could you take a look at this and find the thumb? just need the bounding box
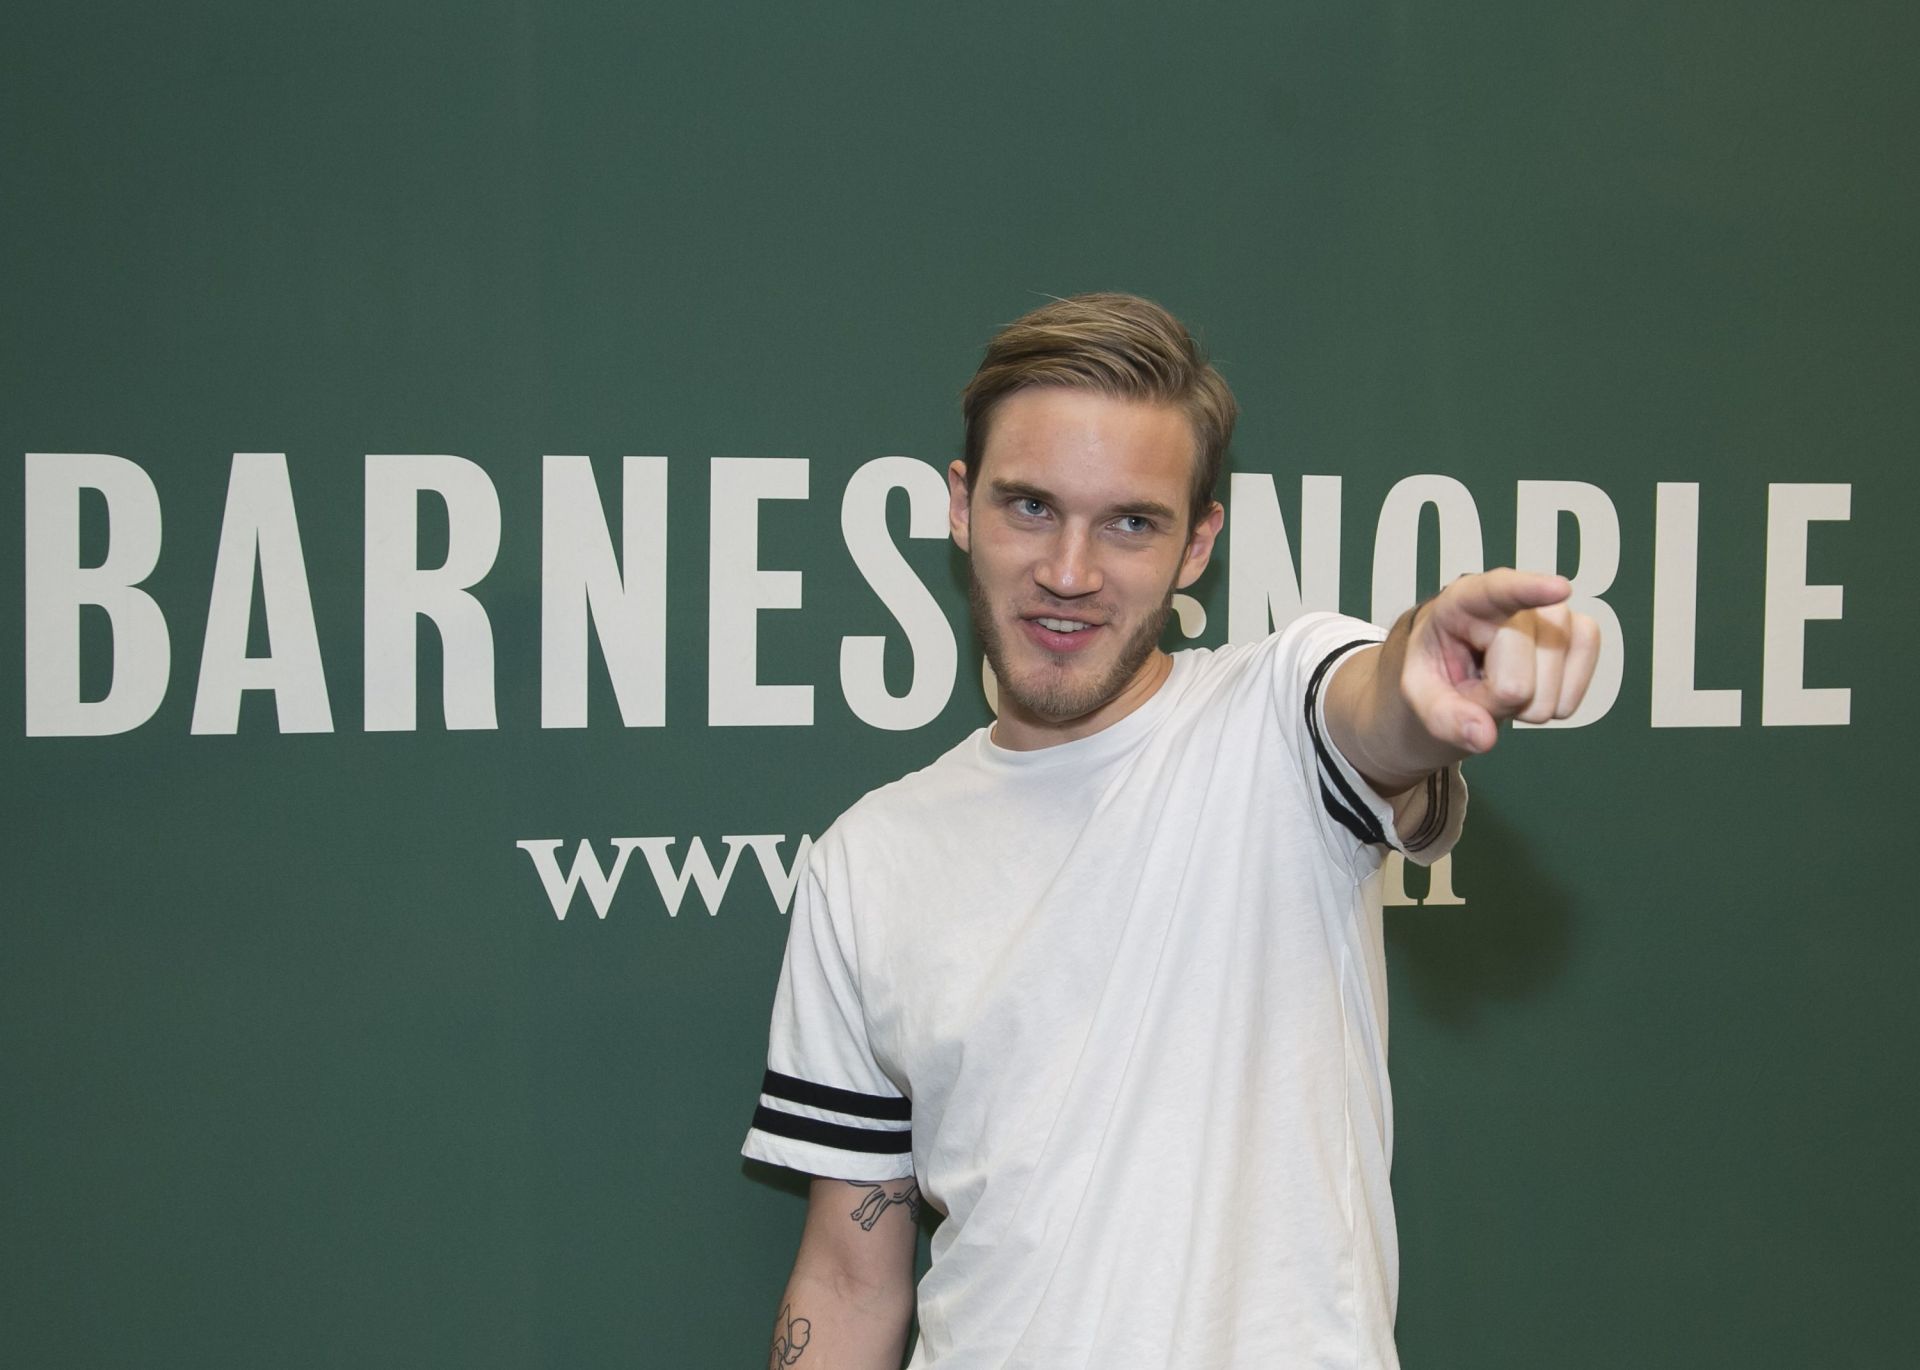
[1403,659,1498,755]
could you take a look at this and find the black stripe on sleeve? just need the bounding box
[1319,779,1385,848]
[762,1070,911,1122]
[1405,768,1449,853]
[1305,640,1388,848]
[751,1105,913,1156]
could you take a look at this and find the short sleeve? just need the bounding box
[1276,612,1468,875]
[741,853,914,1182]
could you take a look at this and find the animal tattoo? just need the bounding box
[848,1178,922,1231]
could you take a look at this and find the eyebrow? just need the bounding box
[987,478,1179,526]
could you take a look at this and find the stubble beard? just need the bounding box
[968,563,1177,725]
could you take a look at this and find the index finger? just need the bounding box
[1442,569,1572,623]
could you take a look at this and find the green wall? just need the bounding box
[3,3,1913,1365]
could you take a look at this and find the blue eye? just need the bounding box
[1115,515,1152,534]
[1015,497,1048,517]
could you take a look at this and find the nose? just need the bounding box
[1035,526,1103,599]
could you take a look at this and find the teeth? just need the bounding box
[1037,617,1091,633]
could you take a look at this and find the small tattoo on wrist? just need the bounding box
[771,1301,811,1366]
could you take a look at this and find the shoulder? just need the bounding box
[1163,612,1385,712]
[813,726,990,862]
[1251,611,1388,671]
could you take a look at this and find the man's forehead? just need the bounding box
[978,389,1198,491]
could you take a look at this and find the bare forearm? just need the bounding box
[767,1268,913,1370]
[1326,615,1464,796]
[767,1177,920,1369]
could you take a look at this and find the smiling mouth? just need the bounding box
[1019,614,1106,655]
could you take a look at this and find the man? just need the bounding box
[742,293,1599,1368]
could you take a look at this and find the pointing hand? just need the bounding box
[1399,569,1602,755]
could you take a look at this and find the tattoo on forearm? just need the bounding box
[770,1301,811,1367]
[847,1178,922,1231]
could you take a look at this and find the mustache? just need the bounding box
[1014,602,1111,622]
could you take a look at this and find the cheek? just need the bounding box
[1119,552,1186,598]
[971,530,1032,579]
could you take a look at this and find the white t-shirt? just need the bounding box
[743,612,1466,1369]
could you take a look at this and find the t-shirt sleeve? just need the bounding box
[741,851,914,1182]
[1274,611,1468,874]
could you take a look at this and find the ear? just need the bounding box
[1174,500,1225,590]
[947,459,973,553]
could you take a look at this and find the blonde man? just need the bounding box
[744,293,1598,1369]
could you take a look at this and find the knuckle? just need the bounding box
[1493,678,1532,707]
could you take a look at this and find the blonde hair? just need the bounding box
[960,292,1237,526]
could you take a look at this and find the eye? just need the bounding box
[1112,514,1155,535]
[1012,496,1049,518]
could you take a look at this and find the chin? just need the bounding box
[994,648,1129,723]
[998,677,1096,724]
[969,570,1174,726]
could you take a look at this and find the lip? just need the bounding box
[1020,615,1103,654]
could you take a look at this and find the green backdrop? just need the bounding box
[4,3,1913,1366]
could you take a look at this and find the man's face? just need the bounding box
[948,387,1224,749]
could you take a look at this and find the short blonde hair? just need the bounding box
[960,292,1237,527]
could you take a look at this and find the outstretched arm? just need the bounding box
[767,1176,920,1369]
[1325,568,1602,797]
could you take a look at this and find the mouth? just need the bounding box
[1020,613,1103,653]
